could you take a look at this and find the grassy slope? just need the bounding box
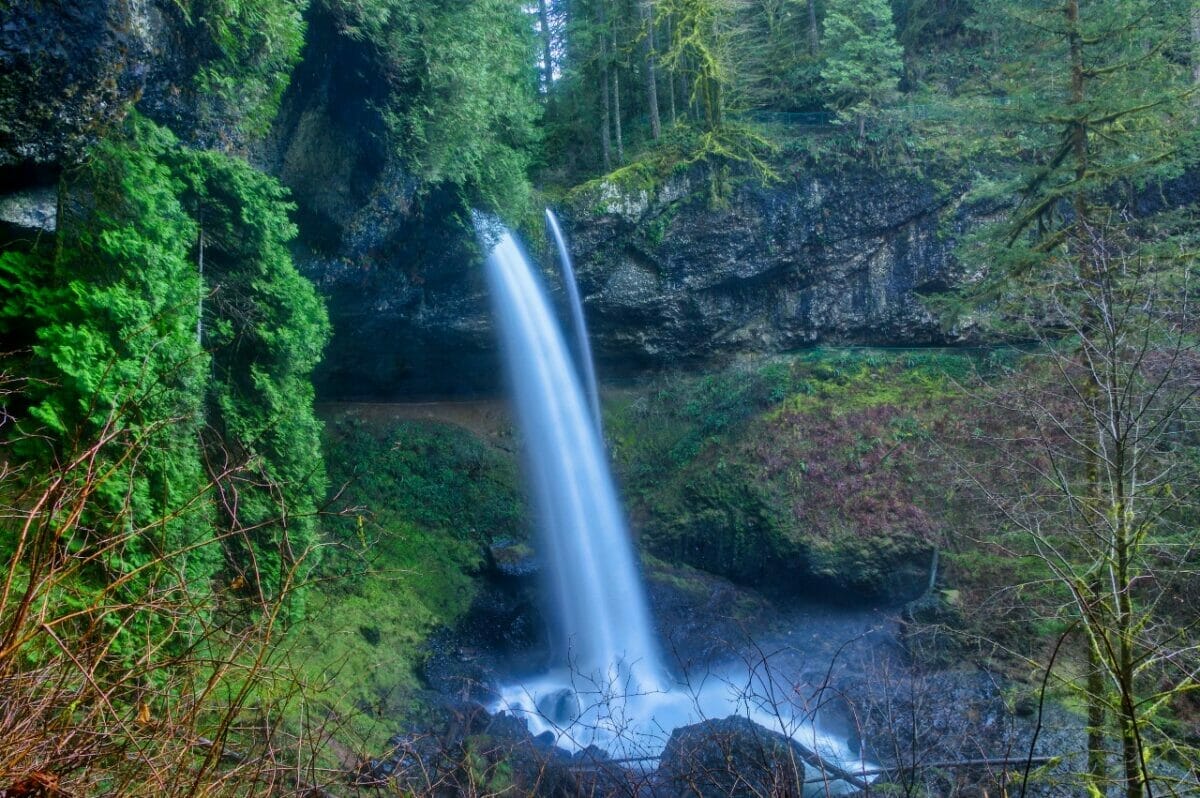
[279,410,525,756]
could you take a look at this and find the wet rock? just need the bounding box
[537,688,581,726]
[645,559,780,667]
[572,744,610,763]
[300,164,989,398]
[814,693,863,757]
[0,0,153,168]
[656,715,807,798]
[488,538,539,578]
[420,566,548,698]
[0,185,56,234]
[567,169,984,373]
[251,6,497,400]
[899,589,967,668]
[419,629,497,703]
[370,699,585,797]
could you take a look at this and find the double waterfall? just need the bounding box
[485,221,664,693]
[483,212,870,788]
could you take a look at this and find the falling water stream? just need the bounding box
[484,217,872,791]
[545,209,602,431]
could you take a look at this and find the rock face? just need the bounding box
[566,170,979,374]
[300,165,985,398]
[255,7,499,399]
[0,0,250,167]
[0,0,154,170]
[0,4,1049,401]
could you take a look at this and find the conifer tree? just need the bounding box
[957,2,1198,795]
[819,0,903,138]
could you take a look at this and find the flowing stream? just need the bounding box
[484,218,872,791]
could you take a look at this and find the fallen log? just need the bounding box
[802,755,1058,785]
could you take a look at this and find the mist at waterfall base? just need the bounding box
[483,220,871,789]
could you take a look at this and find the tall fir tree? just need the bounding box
[958,2,1197,795]
[819,0,903,138]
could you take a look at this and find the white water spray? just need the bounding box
[485,220,873,791]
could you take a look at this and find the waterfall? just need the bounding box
[545,209,602,432]
[485,229,664,688]
[484,222,873,790]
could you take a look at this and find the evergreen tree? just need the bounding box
[0,114,334,650]
[819,0,903,138]
[175,149,331,615]
[0,117,218,657]
[957,2,1197,794]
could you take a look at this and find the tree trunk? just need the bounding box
[197,224,205,345]
[640,0,661,141]
[598,0,613,169]
[600,54,613,170]
[612,25,624,163]
[1192,7,1200,87]
[613,69,624,162]
[807,0,819,56]
[537,0,554,89]
[1085,641,1109,795]
[1064,3,1110,793]
[665,15,677,125]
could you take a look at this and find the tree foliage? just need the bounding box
[819,0,903,134]
[951,1,1200,794]
[324,0,542,220]
[0,117,217,654]
[0,115,329,653]
[179,0,310,136]
[175,148,330,612]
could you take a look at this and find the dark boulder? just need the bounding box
[369,699,586,797]
[655,715,808,797]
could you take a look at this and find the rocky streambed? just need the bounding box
[364,544,1084,797]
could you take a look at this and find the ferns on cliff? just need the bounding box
[177,0,309,136]
[323,0,542,220]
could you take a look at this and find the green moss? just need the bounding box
[769,348,973,417]
[606,350,987,598]
[276,413,525,752]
